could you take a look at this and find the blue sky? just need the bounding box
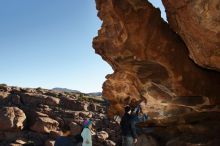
[0,0,166,93]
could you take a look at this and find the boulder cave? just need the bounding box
[93,0,220,145]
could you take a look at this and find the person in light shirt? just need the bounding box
[81,119,93,146]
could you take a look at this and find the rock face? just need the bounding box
[93,0,220,115]
[93,0,220,145]
[162,0,220,71]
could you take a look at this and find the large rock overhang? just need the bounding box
[92,0,220,117]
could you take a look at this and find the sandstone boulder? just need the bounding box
[0,107,26,131]
[30,112,59,133]
[60,96,84,111]
[0,92,10,104]
[82,102,89,111]
[20,93,60,106]
[9,94,21,105]
[105,140,116,146]
[0,84,10,92]
[97,131,109,141]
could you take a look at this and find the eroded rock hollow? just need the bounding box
[93,0,220,115]
[93,0,220,145]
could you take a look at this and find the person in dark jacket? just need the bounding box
[120,106,138,146]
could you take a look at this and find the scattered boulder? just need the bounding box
[89,103,98,111]
[30,112,59,133]
[78,111,93,119]
[9,94,21,105]
[60,96,84,111]
[0,107,26,131]
[105,140,116,146]
[20,93,60,106]
[0,85,110,146]
[0,92,10,104]
[97,131,109,141]
[82,102,89,111]
[0,84,10,92]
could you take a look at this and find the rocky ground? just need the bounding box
[0,84,119,146]
[1,83,220,146]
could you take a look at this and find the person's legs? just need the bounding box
[127,136,134,146]
[122,136,134,146]
[122,136,124,146]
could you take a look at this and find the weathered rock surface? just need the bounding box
[97,130,109,141]
[20,93,60,106]
[93,0,220,116]
[162,0,220,71]
[105,140,116,146]
[0,107,26,131]
[30,112,59,134]
[93,0,220,145]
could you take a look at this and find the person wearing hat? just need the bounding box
[81,119,93,146]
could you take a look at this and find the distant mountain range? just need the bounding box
[87,92,102,96]
[52,87,81,93]
[52,87,102,96]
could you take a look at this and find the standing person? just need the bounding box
[81,119,93,146]
[120,106,138,146]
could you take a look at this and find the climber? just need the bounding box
[129,94,148,124]
[120,105,138,146]
[81,119,93,146]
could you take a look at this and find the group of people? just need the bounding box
[54,97,148,146]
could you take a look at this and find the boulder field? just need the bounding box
[0,85,118,146]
